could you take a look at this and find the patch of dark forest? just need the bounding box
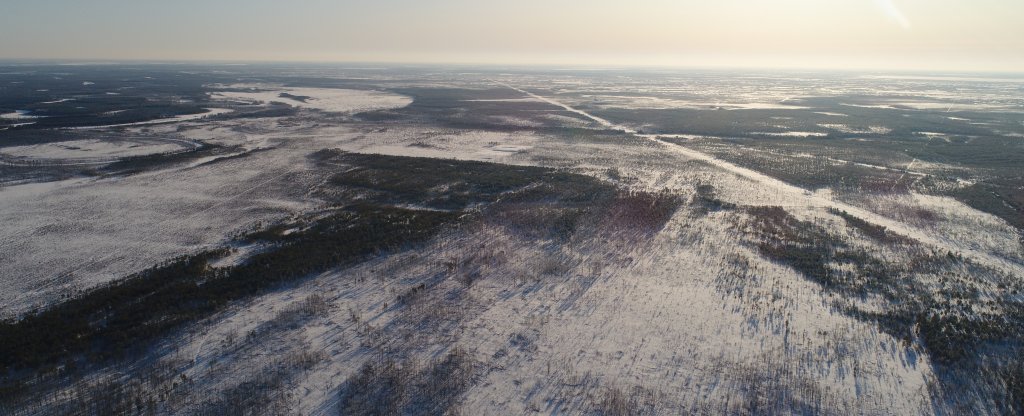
[741,205,1024,412]
[664,134,1024,233]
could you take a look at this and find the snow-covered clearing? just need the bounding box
[578,94,810,110]
[212,85,412,114]
[1,110,42,120]
[68,108,234,130]
[329,128,540,163]
[0,135,319,317]
[0,90,414,317]
[753,131,829,138]
[0,138,195,162]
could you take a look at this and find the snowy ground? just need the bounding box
[211,85,412,114]
[150,200,936,415]
[0,88,413,317]
[3,75,1023,415]
[68,108,235,130]
[0,138,195,162]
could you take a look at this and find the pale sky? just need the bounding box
[2,0,1023,71]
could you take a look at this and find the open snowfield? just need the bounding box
[0,138,194,161]
[69,108,235,130]
[0,88,414,317]
[0,136,318,315]
[212,85,413,114]
[1,110,41,120]
[578,94,810,111]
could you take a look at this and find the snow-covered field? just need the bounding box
[212,85,412,114]
[0,88,414,317]
[1,110,41,120]
[69,108,235,130]
[753,131,829,137]
[0,138,194,161]
[578,94,810,111]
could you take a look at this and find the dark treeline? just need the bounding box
[952,177,1024,231]
[827,208,914,245]
[318,150,613,210]
[98,144,234,175]
[0,205,457,378]
[337,347,475,415]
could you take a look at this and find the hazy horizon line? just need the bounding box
[1,56,1023,76]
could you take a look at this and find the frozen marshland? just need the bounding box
[0,64,1023,415]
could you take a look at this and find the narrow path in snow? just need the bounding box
[495,82,633,133]
[496,82,1024,275]
[891,159,918,192]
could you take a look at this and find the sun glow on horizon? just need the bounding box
[1,0,1022,72]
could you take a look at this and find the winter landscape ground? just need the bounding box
[1,63,1023,415]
